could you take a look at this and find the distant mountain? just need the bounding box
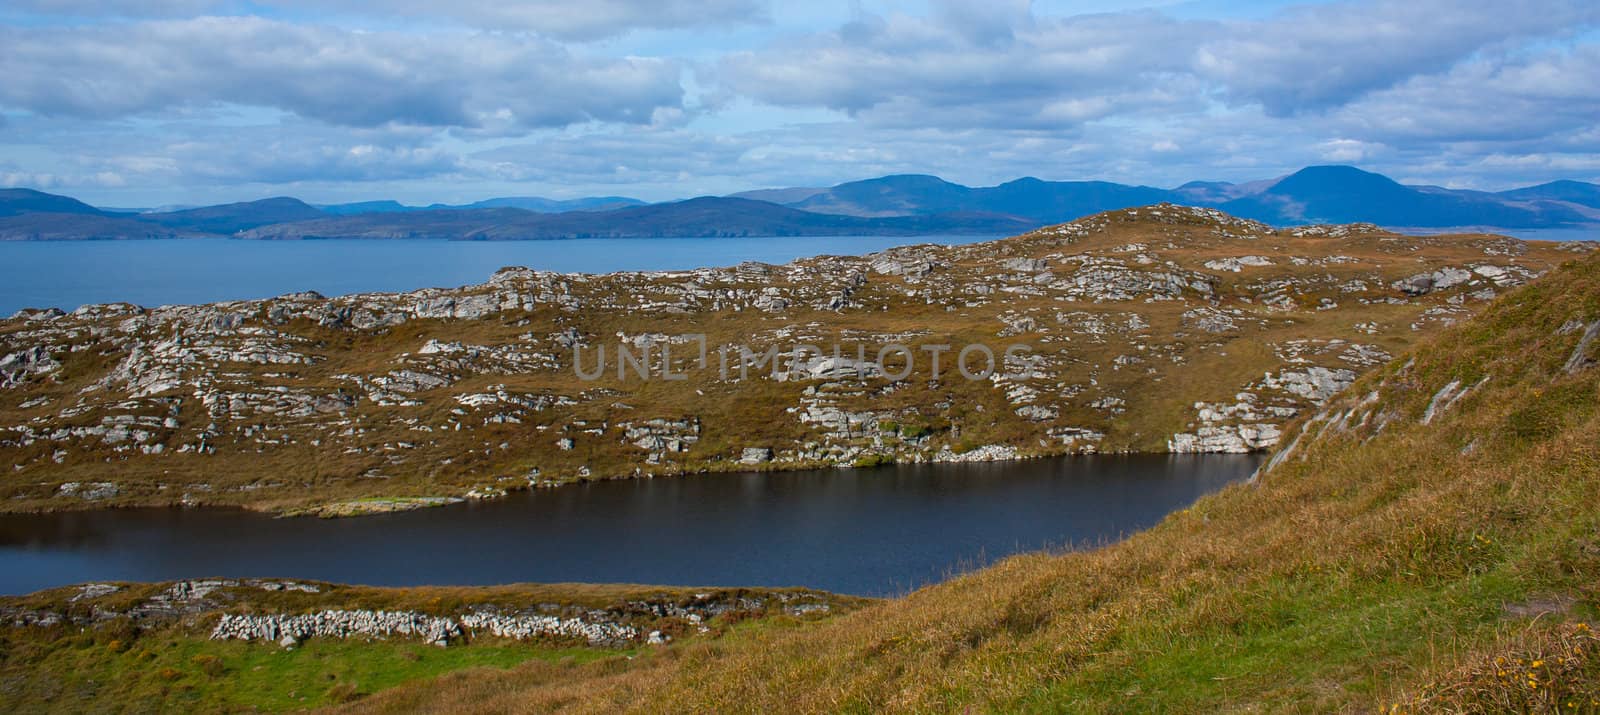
[3,166,1596,241]
[0,188,108,218]
[792,175,977,217]
[318,196,648,216]
[729,187,828,204]
[788,175,1197,223]
[768,168,1597,229]
[137,197,328,234]
[237,196,1034,240]
[430,196,648,213]
[1498,180,1600,210]
[0,213,211,241]
[318,200,417,216]
[1170,179,1280,204]
[978,178,1172,222]
[1220,166,1589,227]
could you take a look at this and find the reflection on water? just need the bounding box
[0,454,1260,597]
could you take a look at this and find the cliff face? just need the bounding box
[0,204,1589,514]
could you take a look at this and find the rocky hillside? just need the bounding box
[0,204,1590,514]
[330,218,1600,714]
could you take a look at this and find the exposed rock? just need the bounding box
[70,584,121,602]
[931,444,1022,462]
[1169,424,1282,453]
[0,346,60,389]
[1001,257,1049,272]
[1262,366,1357,404]
[1182,307,1241,334]
[56,481,119,500]
[1394,267,1473,296]
[1562,321,1600,374]
[1015,405,1058,421]
[1203,256,1273,272]
[212,610,465,648]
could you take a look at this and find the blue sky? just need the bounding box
[0,0,1596,206]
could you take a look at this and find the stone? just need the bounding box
[1168,424,1282,453]
[0,346,60,389]
[1203,256,1273,272]
[1394,267,1473,296]
[1262,366,1356,404]
[931,444,1022,463]
[1014,405,1058,421]
[739,447,774,464]
[56,481,119,500]
[1001,257,1049,272]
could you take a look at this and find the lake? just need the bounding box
[0,235,995,315]
[0,454,1259,598]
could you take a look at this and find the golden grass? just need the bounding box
[330,253,1600,713]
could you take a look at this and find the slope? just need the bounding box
[136,197,329,234]
[1224,166,1589,227]
[789,174,1172,223]
[1500,180,1600,210]
[0,188,109,218]
[339,251,1600,713]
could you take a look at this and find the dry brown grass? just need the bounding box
[329,253,1600,713]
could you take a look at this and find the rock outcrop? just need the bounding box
[0,204,1585,513]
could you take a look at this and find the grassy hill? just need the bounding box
[330,251,1600,712]
[2,206,1586,516]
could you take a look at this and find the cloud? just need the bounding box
[0,113,473,188]
[4,0,222,17]
[717,0,1600,130]
[717,6,1202,129]
[6,0,769,40]
[1196,0,1600,115]
[0,17,685,128]
[317,0,768,41]
[1329,45,1600,144]
[2,0,1598,202]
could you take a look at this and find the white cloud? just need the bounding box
[6,0,769,40]
[1196,0,1600,115]
[717,7,1202,129]
[0,17,685,128]
[2,0,1598,201]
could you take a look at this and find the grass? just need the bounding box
[0,625,617,713]
[322,253,1600,712]
[0,581,868,713]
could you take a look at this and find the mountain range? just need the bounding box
[1,165,1596,241]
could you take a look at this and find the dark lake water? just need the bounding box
[0,235,992,315]
[0,454,1259,597]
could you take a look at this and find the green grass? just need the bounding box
[0,627,617,713]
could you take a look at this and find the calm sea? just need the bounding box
[0,235,995,315]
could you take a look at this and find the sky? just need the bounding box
[0,0,1597,207]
